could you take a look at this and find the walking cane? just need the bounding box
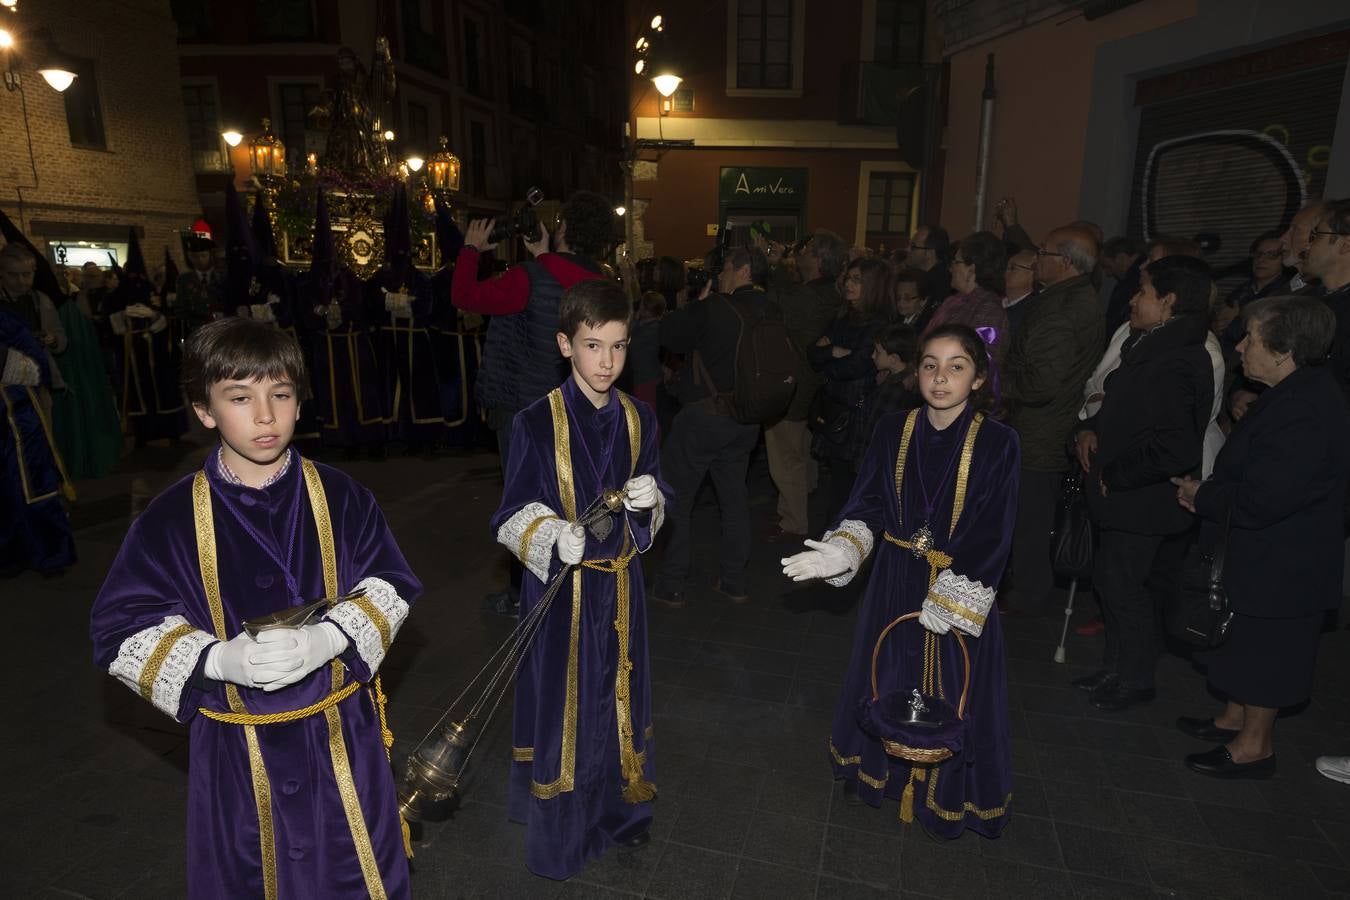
[1053,577,1078,664]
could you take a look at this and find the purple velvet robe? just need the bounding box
[0,306,75,574]
[490,377,667,880]
[824,407,1019,839]
[366,269,442,444]
[89,453,421,898]
[308,270,389,449]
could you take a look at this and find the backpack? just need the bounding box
[693,292,800,425]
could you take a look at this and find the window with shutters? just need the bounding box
[469,120,488,195]
[63,58,106,150]
[276,82,322,163]
[873,0,924,66]
[866,171,914,236]
[726,0,804,97]
[406,100,431,153]
[182,82,227,171]
[254,0,314,41]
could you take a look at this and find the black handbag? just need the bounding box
[1050,470,1094,580]
[1168,512,1234,648]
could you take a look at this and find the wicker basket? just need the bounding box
[863,611,971,764]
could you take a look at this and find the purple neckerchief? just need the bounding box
[975,326,1001,405]
[211,447,305,602]
[216,446,293,489]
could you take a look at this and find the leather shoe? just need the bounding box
[1185,745,1275,779]
[1089,681,1155,712]
[1071,670,1117,692]
[714,578,751,605]
[619,831,651,849]
[1176,716,1240,742]
[652,589,686,609]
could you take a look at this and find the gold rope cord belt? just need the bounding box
[199,679,362,725]
[581,545,655,803]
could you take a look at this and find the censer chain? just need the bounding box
[411,491,623,752]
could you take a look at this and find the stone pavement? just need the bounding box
[4,437,1350,899]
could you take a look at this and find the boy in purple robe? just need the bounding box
[490,279,667,880]
[783,324,1019,839]
[90,317,420,899]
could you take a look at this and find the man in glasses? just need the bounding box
[1217,232,1289,358]
[1299,198,1350,404]
[908,224,953,305]
[1002,249,1037,337]
[1281,199,1330,296]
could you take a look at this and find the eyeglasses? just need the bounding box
[909,243,932,251]
[1251,250,1283,260]
[1035,247,1066,258]
[1007,262,1035,272]
[1309,228,1350,241]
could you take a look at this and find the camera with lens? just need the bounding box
[488,187,545,244]
[685,245,726,296]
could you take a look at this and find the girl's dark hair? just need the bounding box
[655,256,684,297]
[846,257,897,323]
[956,231,1007,295]
[182,317,307,407]
[920,323,996,413]
[638,290,667,321]
[874,323,918,363]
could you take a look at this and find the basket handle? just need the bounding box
[869,611,972,720]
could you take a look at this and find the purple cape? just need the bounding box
[826,408,1019,838]
[490,378,668,879]
[89,454,421,898]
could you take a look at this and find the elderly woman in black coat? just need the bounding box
[1073,255,1215,712]
[1172,297,1350,778]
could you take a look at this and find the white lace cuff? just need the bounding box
[108,615,216,721]
[496,501,566,583]
[822,519,873,587]
[922,568,995,637]
[325,576,410,675]
[1,350,40,386]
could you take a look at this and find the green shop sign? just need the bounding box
[719,167,808,207]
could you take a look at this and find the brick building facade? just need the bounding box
[626,0,932,262]
[0,0,202,271]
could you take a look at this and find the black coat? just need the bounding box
[1195,365,1350,617]
[1082,314,1213,535]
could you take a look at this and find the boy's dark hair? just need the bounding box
[921,323,995,413]
[638,290,667,321]
[1144,255,1212,318]
[893,266,927,295]
[561,190,616,259]
[874,323,919,363]
[182,316,307,407]
[560,279,631,339]
[722,244,770,287]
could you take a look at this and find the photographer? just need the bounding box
[652,245,770,608]
[453,190,613,614]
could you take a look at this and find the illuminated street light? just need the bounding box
[383,129,396,141]
[634,59,645,75]
[38,63,75,92]
[406,156,424,172]
[614,206,626,217]
[652,73,682,97]
[221,130,243,147]
[0,28,13,49]
[650,14,663,29]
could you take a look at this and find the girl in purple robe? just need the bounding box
[783,323,1019,839]
[90,318,420,898]
[490,280,667,879]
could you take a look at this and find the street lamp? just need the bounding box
[426,135,461,197]
[248,117,286,184]
[1,26,78,93]
[406,156,424,172]
[221,129,243,147]
[652,73,682,98]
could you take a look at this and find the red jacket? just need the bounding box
[451,249,602,315]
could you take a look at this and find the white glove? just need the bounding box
[124,302,157,319]
[781,539,852,582]
[555,523,585,565]
[918,607,951,635]
[622,475,659,511]
[204,631,303,689]
[251,622,349,692]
